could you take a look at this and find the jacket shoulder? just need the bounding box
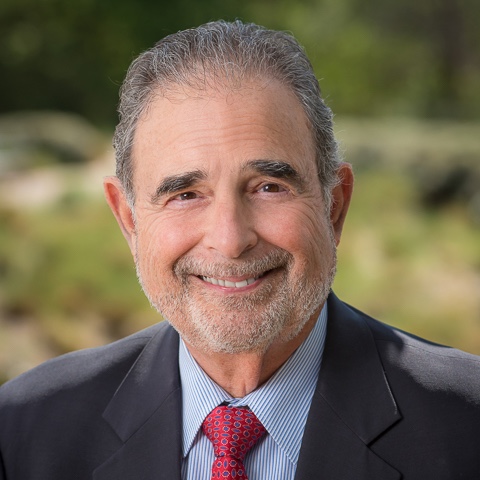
[0,321,172,406]
[0,321,178,479]
[348,302,480,403]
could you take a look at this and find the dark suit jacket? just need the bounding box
[1,293,480,479]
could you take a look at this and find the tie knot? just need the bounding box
[202,406,266,462]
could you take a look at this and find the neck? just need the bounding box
[184,311,320,398]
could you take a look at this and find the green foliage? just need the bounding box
[0,194,159,362]
[248,0,480,118]
[0,0,247,125]
[334,168,480,354]
[1,0,479,124]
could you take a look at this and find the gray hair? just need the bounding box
[113,20,341,207]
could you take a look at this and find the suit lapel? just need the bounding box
[93,322,183,480]
[295,294,402,480]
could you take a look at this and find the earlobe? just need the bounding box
[103,176,136,254]
[330,163,354,245]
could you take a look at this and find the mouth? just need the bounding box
[198,272,267,288]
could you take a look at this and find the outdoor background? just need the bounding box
[1,0,479,383]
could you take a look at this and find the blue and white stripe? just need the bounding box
[180,305,327,480]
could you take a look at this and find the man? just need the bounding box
[0,20,479,480]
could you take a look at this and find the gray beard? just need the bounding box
[136,246,336,354]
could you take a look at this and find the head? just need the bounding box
[106,20,353,356]
[113,20,341,209]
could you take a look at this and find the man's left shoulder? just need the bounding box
[364,311,480,402]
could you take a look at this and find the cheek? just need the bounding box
[136,213,202,270]
[257,202,333,265]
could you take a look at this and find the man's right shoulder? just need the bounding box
[0,320,173,408]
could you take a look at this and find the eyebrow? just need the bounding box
[244,160,306,192]
[150,160,306,204]
[150,169,207,204]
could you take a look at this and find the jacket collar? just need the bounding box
[94,322,183,480]
[295,293,402,479]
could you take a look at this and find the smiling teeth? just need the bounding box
[201,276,258,287]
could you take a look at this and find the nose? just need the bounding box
[202,194,258,259]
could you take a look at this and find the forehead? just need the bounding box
[131,79,317,182]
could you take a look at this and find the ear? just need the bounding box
[104,176,136,255]
[329,163,354,246]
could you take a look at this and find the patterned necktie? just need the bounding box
[202,406,266,480]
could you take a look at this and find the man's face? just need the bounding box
[108,80,351,354]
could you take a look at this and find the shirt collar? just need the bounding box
[179,304,328,464]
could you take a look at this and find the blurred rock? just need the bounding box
[0,110,106,174]
[0,111,114,208]
[335,117,480,222]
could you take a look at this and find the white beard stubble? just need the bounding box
[135,241,337,355]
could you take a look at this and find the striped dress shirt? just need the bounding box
[180,305,327,480]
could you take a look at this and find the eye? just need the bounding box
[174,191,198,201]
[259,183,286,193]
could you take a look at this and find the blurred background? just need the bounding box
[1,0,479,383]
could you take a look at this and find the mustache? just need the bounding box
[173,248,292,278]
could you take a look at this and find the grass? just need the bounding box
[0,194,159,382]
[334,169,480,354]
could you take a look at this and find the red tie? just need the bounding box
[202,406,266,480]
